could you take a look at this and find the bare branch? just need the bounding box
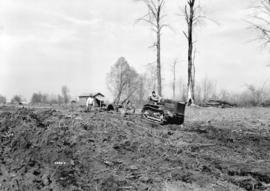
[248,0,270,48]
[160,24,168,31]
[184,5,189,24]
[183,31,188,39]
[149,0,158,13]
[137,16,158,28]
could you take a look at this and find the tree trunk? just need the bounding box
[187,0,195,105]
[191,49,196,102]
[138,0,165,97]
[157,23,162,96]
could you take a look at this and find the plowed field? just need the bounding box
[1,106,270,191]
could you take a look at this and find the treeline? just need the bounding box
[106,58,270,107]
[0,86,71,105]
[220,85,270,107]
[1,78,270,107]
[178,79,270,107]
[30,86,71,105]
[0,95,25,104]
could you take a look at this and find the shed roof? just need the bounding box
[79,92,105,98]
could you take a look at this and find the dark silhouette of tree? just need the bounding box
[11,95,22,104]
[182,0,207,104]
[0,95,6,104]
[61,86,70,104]
[184,0,196,104]
[31,92,48,104]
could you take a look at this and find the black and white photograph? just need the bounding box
[1,0,270,190]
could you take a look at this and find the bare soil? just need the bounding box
[1,106,270,191]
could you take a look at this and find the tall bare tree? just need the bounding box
[183,0,196,104]
[61,85,70,104]
[136,0,166,96]
[183,0,204,104]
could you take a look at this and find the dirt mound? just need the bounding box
[0,107,270,190]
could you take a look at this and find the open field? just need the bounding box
[1,106,270,191]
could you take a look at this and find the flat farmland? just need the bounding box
[1,105,270,191]
[186,107,270,130]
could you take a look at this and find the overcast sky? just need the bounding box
[0,0,269,101]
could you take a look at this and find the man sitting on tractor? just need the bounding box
[124,100,135,113]
[149,91,162,105]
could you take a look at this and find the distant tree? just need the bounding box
[31,93,41,104]
[179,78,187,101]
[31,92,48,104]
[44,94,61,105]
[49,98,59,105]
[201,77,217,102]
[219,89,231,101]
[0,95,6,104]
[145,62,157,91]
[11,95,22,104]
[58,95,64,105]
[61,86,70,104]
[107,57,140,104]
[136,0,167,96]
[134,74,150,105]
[228,84,270,107]
[245,85,265,106]
[194,77,217,104]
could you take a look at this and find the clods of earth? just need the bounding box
[1,107,270,191]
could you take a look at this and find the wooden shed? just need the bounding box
[78,93,105,106]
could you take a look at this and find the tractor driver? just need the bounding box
[149,91,161,104]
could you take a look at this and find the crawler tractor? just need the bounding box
[141,99,186,125]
